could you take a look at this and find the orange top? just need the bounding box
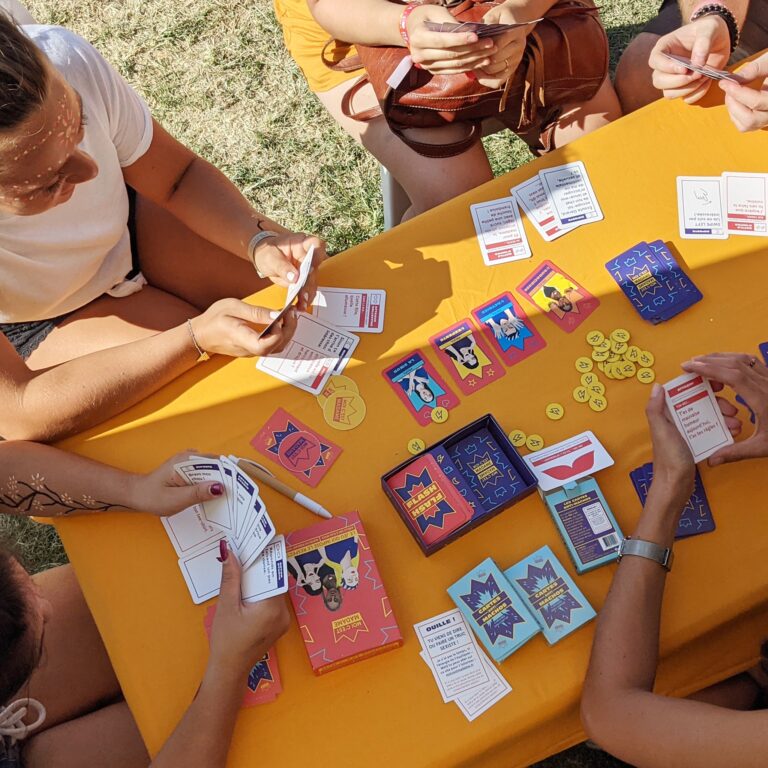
[56,85,768,767]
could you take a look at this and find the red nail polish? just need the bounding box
[211,483,224,496]
[216,539,228,563]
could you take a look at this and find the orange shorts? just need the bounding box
[273,0,359,93]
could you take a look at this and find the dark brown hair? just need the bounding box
[0,10,47,130]
[0,544,40,705]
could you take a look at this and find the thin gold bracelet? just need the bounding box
[186,319,210,362]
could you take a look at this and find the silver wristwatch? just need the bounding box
[617,537,674,572]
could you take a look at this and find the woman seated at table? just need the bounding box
[581,352,768,767]
[273,0,621,222]
[0,8,324,444]
[0,441,287,768]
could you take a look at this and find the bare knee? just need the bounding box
[615,33,662,114]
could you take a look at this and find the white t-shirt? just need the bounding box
[0,25,153,322]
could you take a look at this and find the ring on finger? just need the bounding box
[749,357,758,368]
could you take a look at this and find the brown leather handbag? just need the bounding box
[323,0,609,158]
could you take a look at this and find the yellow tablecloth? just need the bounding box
[57,89,768,767]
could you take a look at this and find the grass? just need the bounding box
[6,0,661,763]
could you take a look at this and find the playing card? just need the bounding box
[251,408,342,488]
[539,161,603,227]
[161,503,222,557]
[677,176,728,239]
[382,351,460,427]
[510,176,576,241]
[256,312,359,395]
[517,260,599,332]
[424,19,540,36]
[429,319,505,394]
[663,372,734,462]
[469,196,532,265]
[524,430,614,492]
[662,52,742,82]
[258,244,315,339]
[311,287,386,332]
[452,652,511,721]
[723,172,768,236]
[237,494,277,573]
[471,291,545,366]
[178,538,225,604]
[174,459,232,531]
[241,534,289,602]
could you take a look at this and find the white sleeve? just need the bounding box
[0,0,37,24]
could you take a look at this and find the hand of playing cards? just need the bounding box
[162,455,288,604]
[424,19,541,36]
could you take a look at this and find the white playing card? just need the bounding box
[453,650,511,721]
[256,312,359,395]
[241,535,288,602]
[174,459,232,531]
[311,287,386,333]
[663,372,734,462]
[258,244,315,339]
[178,538,225,604]
[510,176,576,241]
[469,196,532,265]
[539,161,603,228]
[722,172,768,237]
[237,496,277,572]
[676,176,728,239]
[230,467,263,547]
[161,504,222,557]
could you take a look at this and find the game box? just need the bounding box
[381,414,538,556]
[285,511,403,675]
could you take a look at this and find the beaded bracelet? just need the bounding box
[690,3,740,52]
[399,1,426,47]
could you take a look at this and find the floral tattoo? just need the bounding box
[2,473,126,516]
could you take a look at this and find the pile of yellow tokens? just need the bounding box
[317,374,367,430]
[573,328,656,412]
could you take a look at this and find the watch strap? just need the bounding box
[618,537,674,571]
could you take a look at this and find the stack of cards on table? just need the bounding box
[414,608,511,721]
[605,240,702,324]
[163,456,288,605]
[677,172,768,239]
[203,606,283,706]
[663,373,734,462]
[630,463,715,538]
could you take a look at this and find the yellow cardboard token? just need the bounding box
[639,350,655,367]
[323,391,367,431]
[575,357,594,373]
[603,364,615,380]
[407,438,426,455]
[626,345,641,362]
[431,406,449,424]
[637,367,655,384]
[610,328,631,343]
[610,363,626,380]
[573,386,590,403]
[526,434,545,451]
[621,361,637,377]
[589,382,606,396]
[508,429,527,447]
[610,340,628,355]
[546,403,565,420]
[581,372,599,387]
[586,330,605,346]
[588,395,608,412]
[607,352,620,362]
[597,361,605,372]
[595,339,611,352]
[317,374,359,408]
[591,348,610,362]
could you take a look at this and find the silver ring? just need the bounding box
[749,357,758,368]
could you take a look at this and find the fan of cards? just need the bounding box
[162,455,289,605]
[662,52,742,83]
[424,18,542,37]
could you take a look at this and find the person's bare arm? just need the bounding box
[678,0,748,25]
[581,385,768,768]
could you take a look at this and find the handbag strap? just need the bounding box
[341,76,384,121]
[321,38,362,72]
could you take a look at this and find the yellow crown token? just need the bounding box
[591,348,610,362]
[431,406,449,424]
[546,403,565,420]
[573,386,590,403]
[639,350,655,367]
[610,328,630,343]
[575,356,594,373]
[581,372,599,387]
[408,438,426,455]
[589,382,606,396]
[323,390,367,431]
[595,339,611,352]
[610,340,628,355]
[621,361,637,377]
[637,367,655,384]
[526,434,545,451]
[586,330,605,346]
[508,429,527,447]
[626,345,641,362]
[588,395,608,412]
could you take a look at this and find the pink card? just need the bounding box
[203,605,282,706]
[471,291,546,367]
[251,408,342,488]
[429,319,505,395]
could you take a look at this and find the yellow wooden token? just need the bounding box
[407,438,426,455]
[603,364,615,379]
[508,429,527,447]
[621,361,637,377]
[323,390,367,430]
[611,363,626,380]
[589,382,606,396]
[639,350,655,367]
[317,374,359,408]
[591,348,610,362]
[526,434,545,451]
[595,339,611,352]
[637,367,656,384]
[607,352,620,362]
[431,406,449,424]
[610,340,628,355]
[575,357,594,373]
[573,386,590,403]
[546,403,565,420]
[586,330,605,346]
[597,361,605,372]
[625,345,641,362]
[610,328,631,343]
[588,395,608,412]
[581,372,599,387]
